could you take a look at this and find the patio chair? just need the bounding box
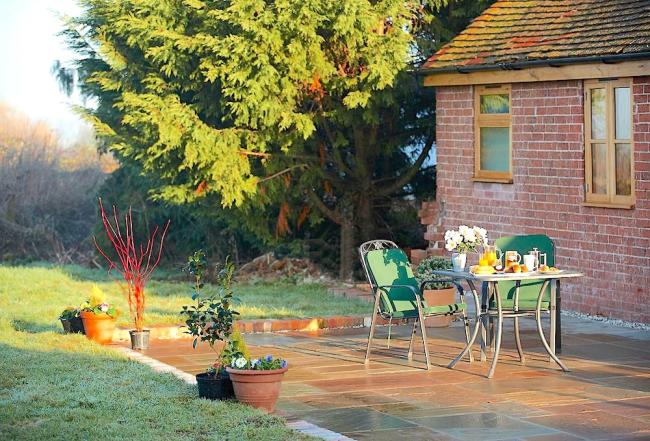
[487,234,555,364]
[359,240,478,370]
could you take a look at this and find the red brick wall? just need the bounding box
[421,77,650,324]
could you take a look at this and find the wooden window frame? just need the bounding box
[584,78,635,209]
[473,84,513,183]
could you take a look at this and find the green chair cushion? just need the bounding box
[364,248,464,317]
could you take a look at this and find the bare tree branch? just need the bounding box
[376,135,434,197]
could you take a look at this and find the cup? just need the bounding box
[505,251,521,268]
[523,254,536,271]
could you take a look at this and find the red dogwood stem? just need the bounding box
[94,198,170,332]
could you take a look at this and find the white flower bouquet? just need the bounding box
[444,225,488,254]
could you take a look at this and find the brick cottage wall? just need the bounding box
[418,77,650,324]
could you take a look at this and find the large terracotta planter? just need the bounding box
[80,311,116,344]
[226,366,288,412]
[423,287,456,328]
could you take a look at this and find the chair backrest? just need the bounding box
[494,234,555,306]
[358,240,422,316]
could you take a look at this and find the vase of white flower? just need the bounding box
[445,225,488,272]
[451,252,467,272]
[226,355,288,412]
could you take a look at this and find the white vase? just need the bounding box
[451,252,467,272]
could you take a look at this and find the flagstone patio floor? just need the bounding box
[135,315,650,441]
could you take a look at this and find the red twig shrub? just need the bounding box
[93,198,170,332]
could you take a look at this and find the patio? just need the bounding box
[135,315,650,441]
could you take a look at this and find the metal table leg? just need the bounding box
[556,280,562,354]
[448,279,482,369]
[535,279,570,372]
[487,282,503,379]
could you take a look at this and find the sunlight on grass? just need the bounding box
[0,264,369,332]
[0,317,311,441]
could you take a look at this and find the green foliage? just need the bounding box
[415,256,453,289]
[221,326,250,366]
[61,0,456,277]
[229,354,287,371]
[180,254,239,349]
[58,306,79,320]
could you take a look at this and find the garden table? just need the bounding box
[432,270,583,378]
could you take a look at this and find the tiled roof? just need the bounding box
[422,0,650,72]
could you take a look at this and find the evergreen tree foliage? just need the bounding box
[60,0,493,278]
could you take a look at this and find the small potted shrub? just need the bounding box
[180,251,240,400]
[226,354,288,412]
[59,307,84,334]
[80,285,118,344]
[415,256,456,328]
[94,199,170,350]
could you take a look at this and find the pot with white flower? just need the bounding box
[79,285,118,344]
[226,354,288,412]
[444,225,488,271]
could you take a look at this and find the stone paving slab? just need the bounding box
[129,315,650,441]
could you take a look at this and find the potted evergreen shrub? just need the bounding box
[180,251,240,400]
[226,354,288,412]
[415,256,456,328]
[93,199,170,350]
[80,285,118,344]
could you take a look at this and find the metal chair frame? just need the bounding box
[359,240,479,370]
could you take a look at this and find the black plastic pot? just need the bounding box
[129,330,150,350]
[60,319,72,333]
[69,316,85,334]
[196,372,234,400]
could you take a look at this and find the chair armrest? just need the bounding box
[376,284,421,300]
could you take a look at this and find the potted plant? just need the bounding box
[444,225,488,271]
[59,307,84,334]
[180,251,241,400]
[93,198,170,350]
[226,354,288,412]
[80,285,118,344]
[415,256,456,328]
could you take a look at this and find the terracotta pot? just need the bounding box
[226,366,288,412]
[422,287,456,328]
[80,311,116,344]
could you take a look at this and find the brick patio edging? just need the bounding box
[115,346,355,441]
[112,315,398,342]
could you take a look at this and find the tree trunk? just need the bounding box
[357,193,375,244]
[339,201,355,281]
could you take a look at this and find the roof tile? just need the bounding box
[423,0,650,70]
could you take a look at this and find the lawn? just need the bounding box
[0,316,311,441]
[0,264,369,332]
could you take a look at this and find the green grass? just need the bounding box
[0,264,369,332]
[0,317,312,440]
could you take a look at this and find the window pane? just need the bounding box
[615,143,632,196]
[480,94,509,114]
[590,88,606,140]
[615,87,631,140]
[480,127,510,172]
[591,143,607,194]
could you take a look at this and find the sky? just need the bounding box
[0,0,87,145]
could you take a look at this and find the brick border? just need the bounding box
[112,315,400,342]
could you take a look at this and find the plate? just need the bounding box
[538,269,564,275]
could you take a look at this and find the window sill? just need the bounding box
[472,176,513,184]
[582,201,635,210]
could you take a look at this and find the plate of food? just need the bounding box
[537,265,563,274]
[470,265,496,275]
